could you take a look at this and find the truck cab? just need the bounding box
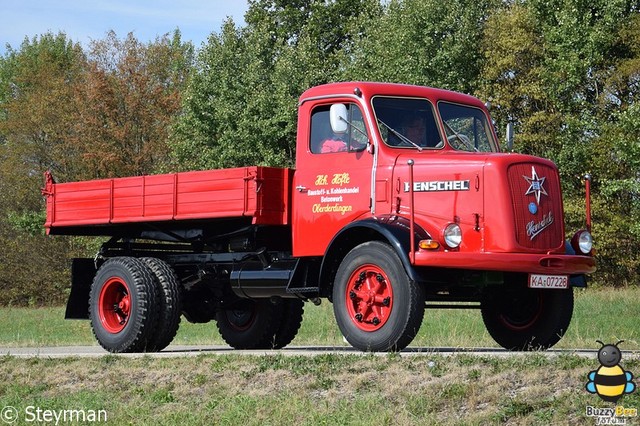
[292,82,594,351]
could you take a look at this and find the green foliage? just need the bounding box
[0,31,193,306]
[71,30,194,178]
[171,19,293,169]
[171,0,380,169]
[6,211,46,235]
[0,32,86,210]
[1,1,640,307]
[346,0,497,92]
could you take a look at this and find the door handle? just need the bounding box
[295,185,308,193]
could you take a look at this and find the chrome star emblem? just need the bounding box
[523,166,547,205]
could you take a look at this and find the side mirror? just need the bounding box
[330,104,348,134]
[505,122,514,151]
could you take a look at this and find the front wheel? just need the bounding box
[481,280,573,351]
[272,299,305,349]
[216,298,305,349]
[216,299,283,349]
[332,241,425,352]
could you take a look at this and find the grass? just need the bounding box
[0,287,639,350]
[1,353,639,425]
[1,287,639,425]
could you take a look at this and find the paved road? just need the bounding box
[2,345,634,359]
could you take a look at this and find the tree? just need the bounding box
[345,0,497,92]
[0,30,194,305]
[171,0,381,170]
[0,32,86,210]
[70,30,194,179]
[479,1,640,285]
[0,32,89,305]
[478,3,557,156]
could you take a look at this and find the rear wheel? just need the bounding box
[141,258,182,352]
[89,257,159,353]
[332,241,425,352]
[272,299,305,349]
[481,278,573,350]
[216,299,283,349]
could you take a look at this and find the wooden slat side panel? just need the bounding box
[253,167,292,225]
[47,180,112,226]
[45,167,293,230]
[174,168,252,219]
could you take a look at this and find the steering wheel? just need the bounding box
[447,134,476,151]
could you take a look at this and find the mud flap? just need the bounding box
[65,258,97,319]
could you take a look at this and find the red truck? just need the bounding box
[42,82,596,353]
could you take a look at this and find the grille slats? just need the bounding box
[508,163,563,250]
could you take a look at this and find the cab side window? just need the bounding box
[310,104,368,154]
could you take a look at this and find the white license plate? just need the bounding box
[528,274,569,289]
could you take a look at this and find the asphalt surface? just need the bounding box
[2,345,635,359]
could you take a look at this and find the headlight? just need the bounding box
[443,223,462,248]
[571,230,593,254]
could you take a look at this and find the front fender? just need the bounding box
[320,216,429,286]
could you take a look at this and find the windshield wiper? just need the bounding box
[377,119,423,152]
[443,121,478,152]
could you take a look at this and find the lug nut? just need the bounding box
[372,317,380,325]
[354,313,363,322]
[376,274,384,282]
[349,291,356,300]
[382,297,390,306]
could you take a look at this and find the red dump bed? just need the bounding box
[43,167,293,234]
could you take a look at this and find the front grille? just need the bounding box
[508,162,564,250]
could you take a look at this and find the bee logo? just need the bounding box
[586,340,636,402]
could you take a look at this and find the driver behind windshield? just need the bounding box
[402,116,427,146]
[386,113,440,148]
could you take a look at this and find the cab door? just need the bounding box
[292,100,373,257]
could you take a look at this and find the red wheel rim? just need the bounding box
[98,277,131,334]
[345,264,394,332]
[224,301,257,332]
[225,308,256,332]
[498,291,544,331]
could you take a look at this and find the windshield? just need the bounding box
[438,102,496,152]
[372,97,442,149]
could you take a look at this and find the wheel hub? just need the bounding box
[498,290,544,331]
[345,266,393,332]
[225,302,257,332]
[98,277,131,334]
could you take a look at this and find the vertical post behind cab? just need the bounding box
[408,159,415,264]
[584,173,592,232]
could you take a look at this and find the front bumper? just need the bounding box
[412,251,595,275]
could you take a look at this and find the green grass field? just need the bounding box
[1,287,638,350]
[1,351,639,425]
[1,287,639,425]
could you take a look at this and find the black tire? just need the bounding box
[272,299,305,349]
[216,299,283,349]
[481,279,574,351]
[89,257,159,353]
[332,241,425,352]
[141,257,182,352]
